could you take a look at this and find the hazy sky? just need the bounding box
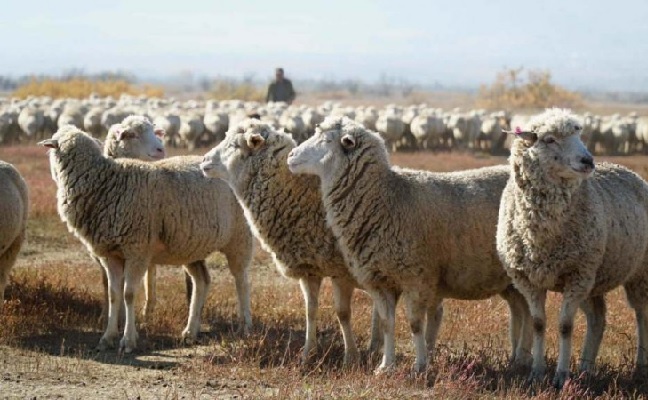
[2,0,647,91]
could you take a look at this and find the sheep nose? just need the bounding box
[288,149,295,158]
[581,156,594,168]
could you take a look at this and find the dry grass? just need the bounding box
[12,78,164,99]
[2,144,648,398]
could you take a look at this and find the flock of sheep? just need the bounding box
[2,107,648,391]
[1,94,647,156]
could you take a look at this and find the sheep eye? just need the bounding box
[544,136,556,144]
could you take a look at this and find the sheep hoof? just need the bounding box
[96,336,117,351]
[236,322,251,337]
[527,367,546,384]
[410,362,427,376]
[181,330,197,346]
[511,353,533,370]
[119,337,137,354]
[552,370,570,389]
[374,363,395,375]
[342,350,360,367]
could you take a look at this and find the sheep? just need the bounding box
[375,109,405,152]
[178,113,206,150]
[200,119,381,364]
[0,160,28,309]
[39,126,254,353]
[83,107,105,138]
[17,106,45,140]
[496,108,648,388]
[286,116,533,374]
[97,116,167,324]
[152,113,181,148]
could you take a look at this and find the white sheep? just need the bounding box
[17,106,45,140]
[39,126,254,353]
[0,160,28,309]
[201,119,383,364]
[497,108,648,388]
[287,116,532,374]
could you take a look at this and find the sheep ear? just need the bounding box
[341,134,356,149]
[117,130,136,141]
[246,133,265,149]
[38,139,59,149]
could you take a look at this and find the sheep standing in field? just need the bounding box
[497,108,648,388]
[152,113,181,148]
[287,116,533,374]
[0,161,28,309]
[39,126,254,353]
[178,113,206,150]
[200,120,381,364]
[375,109,405,152]
[17,106,45,140]
[99,116,168,324]
[83,107,105,138]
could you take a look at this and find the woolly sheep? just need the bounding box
[83,107,105,137]
[0,160,28,309]
[17,106,45,139]
[39,126,254,353]
[287,116,532,374]
[98,116,168,324]
[178,113,206,150]
[496,108,648,388]
[200,119,380,364]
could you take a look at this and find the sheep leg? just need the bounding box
[331,278,359,366]
[425,300,443,355]
[522,288,547,383]
[0,237,21,311]
[181,261,210,344]
[184,271,193,305]
[578,296,606,374]
[141,263,157,321]
[403,291,429,374]
[369,290,400,355]
[553,293,585,389]
[120,257,149,354]
[500,286,533,367]
[98,259,109,329]
[299,276,322,364]
[369,288,397,374]
[225,250,253,335]
[97,256,124,351]
[368,304,383,355]
[624,279,648,377]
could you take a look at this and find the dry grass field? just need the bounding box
[2,144,648,399]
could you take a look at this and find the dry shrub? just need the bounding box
[478,68,583,110]
[12,78,164,99]
[211,79,266,102]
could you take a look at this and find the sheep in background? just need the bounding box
[178,113,206,150]
[0,160,28,309]
[17,106,45,140]
[201,120,382,364]
[497,108,648,388]
[83,107,105,138]
[40,126,254,353]
[152,113,181,148]
[287,116,532,374]
[375,108,405,152]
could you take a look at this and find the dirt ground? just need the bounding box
[2,145,648,399]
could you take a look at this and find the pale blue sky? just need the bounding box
[2,0,647,91]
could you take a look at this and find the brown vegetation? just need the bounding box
[12,78,165,99]
[477,68,584,110]
[1,145,648,398]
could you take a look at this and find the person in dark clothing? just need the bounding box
[266,68,296,104]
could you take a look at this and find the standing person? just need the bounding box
[266,68,296,104]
